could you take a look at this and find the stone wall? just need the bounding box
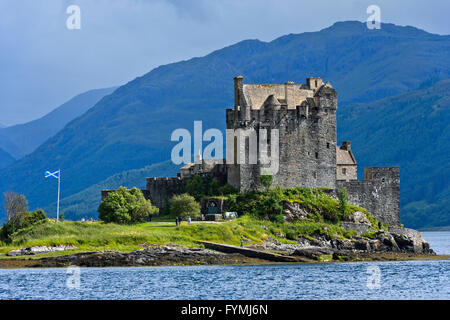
[336,167,400,226]
[101,189,150,201]
[146,177,185,210]
[336,164,357,181]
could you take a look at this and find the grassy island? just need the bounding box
[0,187,378,260]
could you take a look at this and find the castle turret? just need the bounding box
[261,94,281,123]
[234,75,250,122]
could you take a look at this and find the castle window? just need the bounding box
[327,142,330,149]
[313,172,317,179]
[315,152,318,159]
[342,168,347,175]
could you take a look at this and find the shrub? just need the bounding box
[185,176,205,200]
[217,184,237,196]
[338,188,349,218]
[169,193,201,219]
[0,209,47,242]
[259,175,273,190]
[98,187,158,224]
[272,214,285,224]
[209,178,220,196]
[286,230,298,240]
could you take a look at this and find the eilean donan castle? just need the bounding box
[103,76,400,227]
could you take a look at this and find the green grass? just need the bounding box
[0,215,356,259]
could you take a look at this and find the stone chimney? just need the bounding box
[284,81,295,109]
[341,141,351,151]
[234,75,243,110]
[307,77,323,90]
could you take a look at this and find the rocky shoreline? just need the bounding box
[0,212,444,268]
[0,226,446,269]
[0,244,275,268]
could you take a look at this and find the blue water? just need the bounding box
[0,231,449,300]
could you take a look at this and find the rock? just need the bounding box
[282,201,309,222]
[266,236,280,245]
[274,232,285,239]
[6,245,76,257]
[347,211,371,224]
[32,245,236,268]
[340,222,372,234]
[389,227,434,254]
[292,247,334,260]
[354,239,370,251]
[332,239,355,251]
[341,211,373,234]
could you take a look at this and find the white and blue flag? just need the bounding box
[45,170,60,179]
[45,169,62,221]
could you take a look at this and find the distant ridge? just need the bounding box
[0,86,117,159]
[0,147,15,169]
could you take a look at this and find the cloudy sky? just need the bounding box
[1,0,449,126]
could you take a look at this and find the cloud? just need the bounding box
[0,0,448,125]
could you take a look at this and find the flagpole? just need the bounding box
[57,169,60,222]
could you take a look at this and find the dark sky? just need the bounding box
[1,0,449,126]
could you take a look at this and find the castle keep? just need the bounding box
[102,76,400,226]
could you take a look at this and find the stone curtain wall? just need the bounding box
[337,167,400,226]
[146,177,185,210]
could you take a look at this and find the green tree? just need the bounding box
[185,176,205,200]
[98,187,158,224]
[218,183,237,195]
[0,207,47,242]
[209,178,220,196]
[169,193,201,219]
[4,191,28,224]
[338,188,349,219]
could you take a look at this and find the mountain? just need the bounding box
[0,148,15,169]
[0,123,6,128]
[339,79,450,229]
[43,161,179,221]
[0,87,117,159]
[0,21,449,226]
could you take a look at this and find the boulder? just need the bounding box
[6,245,76,257]
[292,247,334,260]
[282,201,309,222]
[341,211,372,234]
[389,227,435,254]
[347,211,371,224]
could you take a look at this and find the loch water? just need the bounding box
[0,231,448,300]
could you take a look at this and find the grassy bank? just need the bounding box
[0,215,358,259]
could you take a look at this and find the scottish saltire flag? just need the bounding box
[45,170,60,179]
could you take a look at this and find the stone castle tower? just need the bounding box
[103,76,400,226]
[226,76,338,191]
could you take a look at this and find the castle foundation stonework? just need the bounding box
[102,76,401,226]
